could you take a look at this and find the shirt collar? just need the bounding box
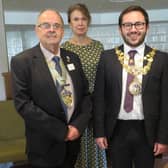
[124,42,145,56]
[40,43,61,62]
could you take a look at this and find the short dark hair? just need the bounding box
[118,5,149,27]
[67,3,91,25]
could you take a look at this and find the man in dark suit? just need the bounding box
[11,9,91,168]
[93,5,168,168]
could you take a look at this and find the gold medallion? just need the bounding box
[61,89,72,107]
[129,78,142,95]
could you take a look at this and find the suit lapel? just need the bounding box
[142,45,153,92]
[33,45,61,102]
[60,49,76,81]
[117,45,124,92]
[60,49,77,106]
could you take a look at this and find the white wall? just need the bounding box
[4,9,168,25]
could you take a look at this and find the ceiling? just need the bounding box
[3,0,168,13]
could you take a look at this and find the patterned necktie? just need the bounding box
[52,56,67,115]
[124,50,137,112]
[52,56,62,76]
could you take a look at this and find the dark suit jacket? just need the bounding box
[93,45,168,146]
[11,44,92,166]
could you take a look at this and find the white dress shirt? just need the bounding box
[118,43,145,120]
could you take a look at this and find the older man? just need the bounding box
[11,9,91,168]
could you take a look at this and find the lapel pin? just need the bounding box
[66,56,70,63]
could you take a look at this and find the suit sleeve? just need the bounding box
[157,52,168,144]
[93,52,106,138]
[11,55,68,142]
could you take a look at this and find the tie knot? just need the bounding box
[52,56,60,64]
[128,50,137,59]
[52,56,62,76]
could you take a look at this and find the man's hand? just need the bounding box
[95,137,108,149]
[65,125,80,141]
[154,143,168,156]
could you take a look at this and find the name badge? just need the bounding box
[67,63,75,71]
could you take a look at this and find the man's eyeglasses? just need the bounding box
[37,22,63,30]
[122,22,146,30]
